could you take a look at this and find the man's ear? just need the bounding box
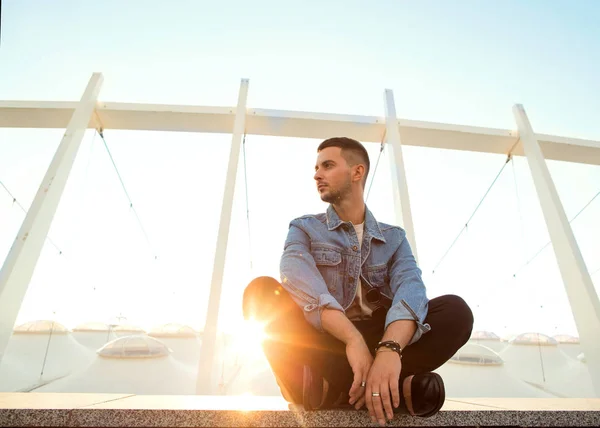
[353,164,365,184]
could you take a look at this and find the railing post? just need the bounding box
[384,89,419,262]
[196,79,249,394]
[513,103,600,397]
[0,73,104,364]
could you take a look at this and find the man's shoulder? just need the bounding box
[290,212,327,226]
[377,221,404,232]
[373,219,407,241]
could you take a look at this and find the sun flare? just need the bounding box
[230,319,268,359]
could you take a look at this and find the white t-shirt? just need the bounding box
[345,222,374,320]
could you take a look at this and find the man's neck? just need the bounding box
[332,196,366,225]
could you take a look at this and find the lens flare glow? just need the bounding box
[231,319,268,359]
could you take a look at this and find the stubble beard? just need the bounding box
[320,177,352,204]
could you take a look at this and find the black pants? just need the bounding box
[242,276,474,403]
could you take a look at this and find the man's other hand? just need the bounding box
[365,350,401,426]
[346,335,373,410]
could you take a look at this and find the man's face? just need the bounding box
[314,147,353,204]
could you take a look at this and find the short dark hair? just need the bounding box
[317,137,370,187]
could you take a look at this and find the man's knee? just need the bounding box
[242,276,285,321]
[435,294,474,335]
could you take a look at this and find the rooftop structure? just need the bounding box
[0,73,599,397]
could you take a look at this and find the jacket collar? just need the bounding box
[326,204,386,243]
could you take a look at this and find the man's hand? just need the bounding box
[365,350,402,426]
[320,309,373,409]
[346,335,373,410]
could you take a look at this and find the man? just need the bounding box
[243,137,473,426]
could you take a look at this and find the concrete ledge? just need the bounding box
[1,393,599,427]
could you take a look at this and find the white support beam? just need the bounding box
[384,89,418,262]
[0,73,104,364]
[513,104,600,397]
[196,79,249,394]
[2,101,600,166]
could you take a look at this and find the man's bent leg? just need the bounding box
[401,294,474,376]
[242,276,348,404]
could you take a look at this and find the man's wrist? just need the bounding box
[322,308,365,346]
[382,319,417,348]
[375,347,401,360]
[346,330,365,346]
[375,341,403,361]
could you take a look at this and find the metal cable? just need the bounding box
[0,179,64,255]
[512,157,527,265]
[39,319,56,378]
[365,130,386,203]
[365,144,384,203]
[536,332,547,383]
[432,155,512,274]
[568,189,600,224]
[98,131,157,260]
[0,180,26,212]
[242,132,253,271]
[512,188,600,278]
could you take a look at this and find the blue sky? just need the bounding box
[1,0,599,341]
[2,0,599,136]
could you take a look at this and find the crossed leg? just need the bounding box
[242,276,473,408]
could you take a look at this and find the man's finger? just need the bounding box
[381,380,394,421]
[354,378,366,408]
[372,382,387,426]
[365,384,376,424]
[355,394,366,410]
[348,369,363,404]
[390,377,401,410]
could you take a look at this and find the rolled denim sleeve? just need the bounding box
[386,230,431,346]
[280,221,344,332]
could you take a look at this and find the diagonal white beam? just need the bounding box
[196,79,249,394]
[513,104,600,397]
[0,73,104,364]
[384,89,418,262]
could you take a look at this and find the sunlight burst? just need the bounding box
[231,319,268,359]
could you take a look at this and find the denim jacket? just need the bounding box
[279,205,431,346]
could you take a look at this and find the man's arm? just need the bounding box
[384,230,430,346]
[280,222,345,332]
[280,221,373,409]
[321,308,362,344]
[322,308,374,410]
[365,232,428,426]
[380,319,417,349]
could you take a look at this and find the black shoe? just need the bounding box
[395,372,445,418]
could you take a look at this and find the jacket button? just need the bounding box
[304,304,317,312]
[352,245,358,251]
[349,276,355,283]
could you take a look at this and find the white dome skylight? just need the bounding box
[97,335,171,359]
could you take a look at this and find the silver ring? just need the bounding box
[360,381,366,387]
[372,392,381,397]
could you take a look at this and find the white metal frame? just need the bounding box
[0,76,600,397]
[0,73,104,362]
[2,101,600,165]
[195,79,249,394]
[384,89,418,261]
[513,104,600,396]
